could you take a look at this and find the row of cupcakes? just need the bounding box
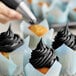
[0,19,76,76]
[20,19,76,76]
[26,0,76,26]
[0,19,60,76]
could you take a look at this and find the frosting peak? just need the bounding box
[53,25,76,50]
[0,25,23,52]
[30,39,58,68]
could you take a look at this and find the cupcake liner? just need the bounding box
[55,44,76,76]
[31,3,43,19]
[20,19,49,50]
[24,60,62,76]
[31,1,42,19]
[23,36,31,65]
[0,54,16,76]
[27,0,52,4]
[69,1,76,21]
[20,21,33,37]
[42,0,72,24]
[42,28,54,48]
[29,35,41,50]
[10,36,30,65]
[42,0,60,17]
[13,65,24,76]
[28,0,51,19]
[23,45,32,75]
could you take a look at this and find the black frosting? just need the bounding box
[30,39,58,68]
[52,25,76,50]
[0,25,23,52]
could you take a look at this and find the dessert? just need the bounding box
[38,2,49,7]
[74,8,76,12]
[29,24,48,37]
[52,25,76,50]
[0,25,23,58]
[30,39,58,74]
[53,25,76,76]
[28,0,32,4]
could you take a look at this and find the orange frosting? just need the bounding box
[37,67,49,74]
[29,24,48,37]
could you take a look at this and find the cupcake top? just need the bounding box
[53,25,76,50]
[29,24,48,37]
[30,39,58,68]
[38,2,49,7]
[0,25,23,52]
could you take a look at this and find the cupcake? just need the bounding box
[28,0,50,21]
[24,39,62,76]
[20,19,49,50]
[52,25,76,50]
[42,0,71,25]
[0,25,23,76]
[52,25,76,76]
[69,1,76,21]
[0,25,23,58]
[29,24,48,37]
[23,27,55,72]
[23,28,55,66]
[0,25,23,53]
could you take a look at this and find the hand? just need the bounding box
[0,2,22,24]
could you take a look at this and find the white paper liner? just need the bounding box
[24,60,62,76]
[0,54,16,76]
[55,44,76,76]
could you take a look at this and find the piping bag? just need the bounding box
[1,0,37,24]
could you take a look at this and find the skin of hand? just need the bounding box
[0,1,23,24]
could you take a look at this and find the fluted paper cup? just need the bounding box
[11,36,30,65]
[42,0,72,25]
[42,28,54,48]
[27,0,51,19]
[55,44,76,76]
[24,60,62,76]
[0,54,16,76]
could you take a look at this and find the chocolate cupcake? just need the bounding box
[54,25,76,76]
[30,39,58,74]
[52,25,76,50]
[0,25,23,53]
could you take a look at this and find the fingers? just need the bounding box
[0,1,22,21]
[0,14,10,24]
